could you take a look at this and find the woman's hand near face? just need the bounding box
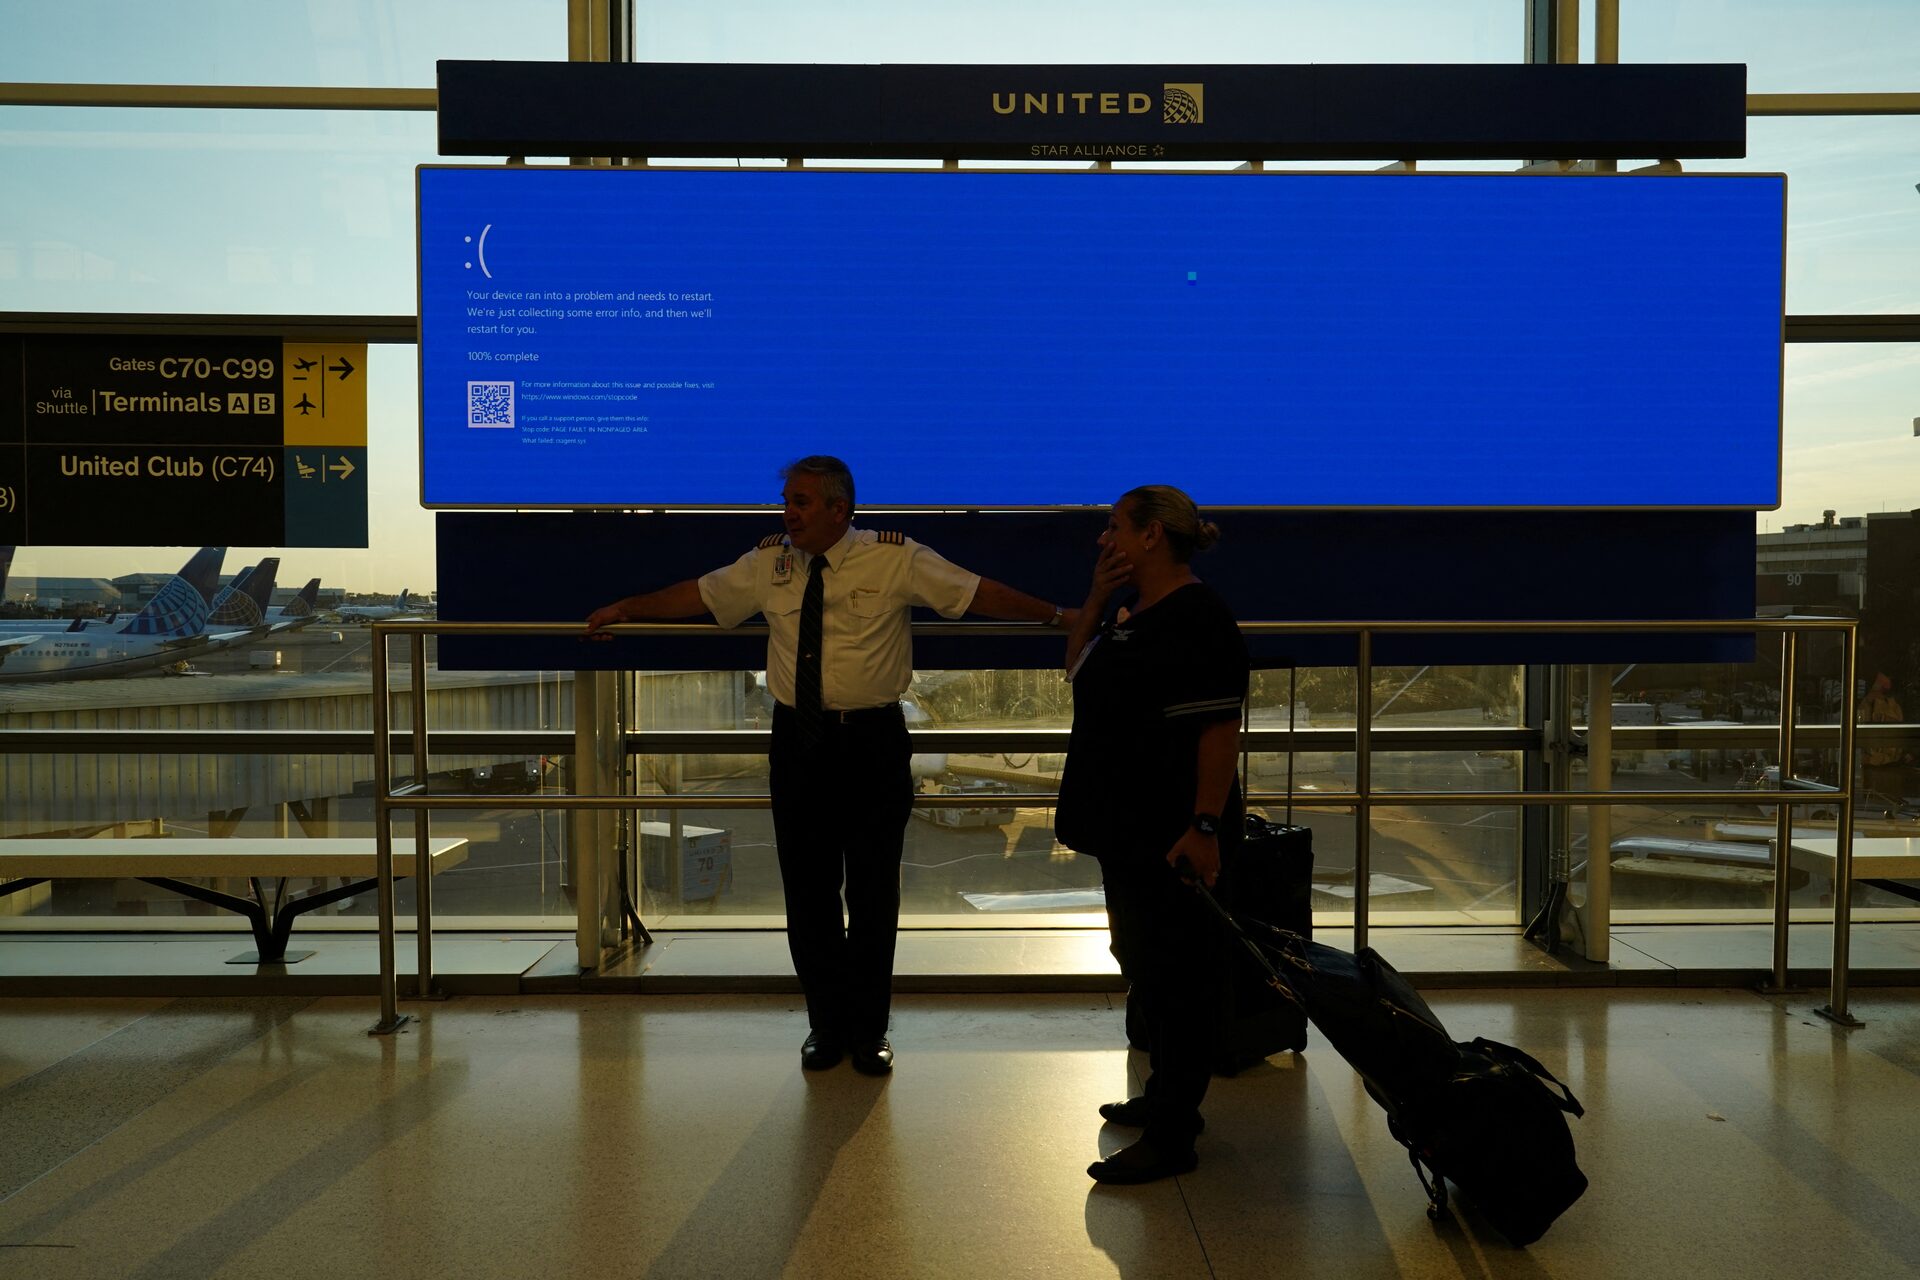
[1063,540,1127,672]
[1085,540,1131,613]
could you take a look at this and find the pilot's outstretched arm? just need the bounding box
[968,576,1076,629]
[584,579,708,635]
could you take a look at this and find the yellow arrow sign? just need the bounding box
[282,342,368,447]
[329,455,356,482]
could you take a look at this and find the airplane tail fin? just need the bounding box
[210,557,279,627]
[284,577,321,617]
[208,566,252,615]
[397,588,410,610]
[119,547,224,637]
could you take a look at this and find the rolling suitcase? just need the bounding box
[1211,675,1314,1068]
[1124,679,1313,1074]
[1123,812,1313,1073]
[1194,896,1589,1245]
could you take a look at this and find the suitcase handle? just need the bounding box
[1471,1037,1585,1118]
[1186,875,1307,1013]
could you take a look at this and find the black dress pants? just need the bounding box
[1101,852,1228,1152]
[769,701,913,1040]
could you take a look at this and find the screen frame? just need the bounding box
[414,164,1787,513]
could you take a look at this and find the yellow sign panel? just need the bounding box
[281,342,368,446]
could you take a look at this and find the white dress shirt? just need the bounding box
[698,526,980,709]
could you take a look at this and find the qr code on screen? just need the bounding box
[467,380,515,428]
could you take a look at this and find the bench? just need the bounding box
[1787,836,1920,905]
[1608,836,1814,900]
[1610,857,1778,889]
[0,837,470,964]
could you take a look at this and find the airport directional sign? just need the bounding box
[0,335,368,547]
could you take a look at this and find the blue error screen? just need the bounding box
[417,167,1783,508]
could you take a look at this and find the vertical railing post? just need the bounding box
[572,670,602,970]
[368,625,408,1034]
[1582,669,1611,963]
[411,632,436,999]
[1818,624,1863,1027]
[1763,630,1800,993]
[595,670,622,949]
[1354,628,1372,953]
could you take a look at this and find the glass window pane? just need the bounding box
[1584,799,1920,922]
[0,2,566,87]
[1780,342,1920,529]
[909,669,1072,729]
[1251,665,1524,729]
[632,2,1519,64]
[0,754,578,927]
[3,108,437,315]
[1619,2,1920,94]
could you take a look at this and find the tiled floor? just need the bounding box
[2,987,1917,1279]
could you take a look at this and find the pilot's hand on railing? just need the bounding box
[583,604,626,640]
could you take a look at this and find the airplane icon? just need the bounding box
[293,394,315,416]
[293,357,318,373]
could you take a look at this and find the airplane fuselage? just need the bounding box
[0,632,212,682]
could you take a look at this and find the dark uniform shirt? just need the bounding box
[1056,582,1250,862]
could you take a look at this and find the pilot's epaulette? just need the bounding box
[874,530,905,546]
[757,533,787,550]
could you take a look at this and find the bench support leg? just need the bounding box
[254,873,440,966]
[139,877,287,961]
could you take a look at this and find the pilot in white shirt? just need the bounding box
[699,525,978,711]
[587,456,1068,1075]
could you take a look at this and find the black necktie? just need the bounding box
[795,556,827,744]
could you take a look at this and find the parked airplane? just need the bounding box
[265,577,323,631]
[0,547,255,682]
[335,589,423,623]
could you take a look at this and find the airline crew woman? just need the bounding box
[1056,485,1249,1185]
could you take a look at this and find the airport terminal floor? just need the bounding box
[2,986,1918,1280]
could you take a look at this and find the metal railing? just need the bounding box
[366,614,1874,1034]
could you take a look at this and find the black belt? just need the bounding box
[776,701,903,726]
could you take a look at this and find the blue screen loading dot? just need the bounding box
[1187,271,1197,284]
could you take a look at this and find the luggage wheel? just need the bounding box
[1409,1151,1450,1222]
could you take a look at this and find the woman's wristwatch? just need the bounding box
[1191,813,1220,837]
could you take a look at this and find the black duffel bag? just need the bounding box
[1230,918,1589,1245]
[1387,1038,1589,1247]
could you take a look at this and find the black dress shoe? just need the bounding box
[1098,1098,1205,1133]
[849,1037,894,1076]
[800,1031,844,1071]
[1087,1138,1199,1185]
